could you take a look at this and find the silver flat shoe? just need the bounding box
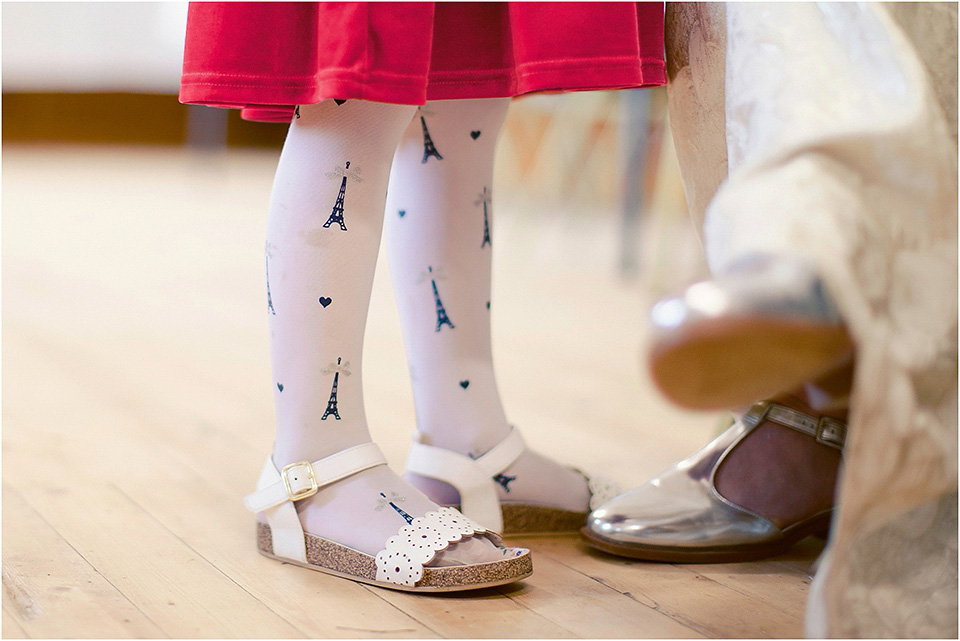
[648,253,854,411]
[581,401,846,563]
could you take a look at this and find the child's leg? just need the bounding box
[384,99,590,517]
[266,100,500,563]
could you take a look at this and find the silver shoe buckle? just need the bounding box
[281,461,319,501]
[752,402,846,451]
[816,416,846,450]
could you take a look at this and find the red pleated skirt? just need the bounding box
[179,2,665,122]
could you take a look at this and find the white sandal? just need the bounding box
[405,427,621,534]
[244,442,533,592]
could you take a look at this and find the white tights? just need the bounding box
[384,100,590,512]
[265,98,586,559]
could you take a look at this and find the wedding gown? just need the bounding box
[665,3,958,637]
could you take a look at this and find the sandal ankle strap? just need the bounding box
[245,443,387,563]
[405,427,525,533]
[244,443,388,513]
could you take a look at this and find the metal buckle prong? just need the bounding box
[281,461,319,501]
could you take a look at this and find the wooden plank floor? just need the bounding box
[2,145,823,638]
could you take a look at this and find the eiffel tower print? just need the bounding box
[475,187,492,248]
[419,108,443,163]
[427,266,454,331]
[265,243,277,315]
[376,492,414,525]
[325,161,363,184]
[320,357,351,420]
[493,473,517,492]
[323,161,362,231]
[265,255,276,315]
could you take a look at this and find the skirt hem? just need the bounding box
[179,58,667,122]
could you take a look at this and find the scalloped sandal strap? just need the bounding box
[404,427,525,533]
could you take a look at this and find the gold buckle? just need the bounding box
[281,461,318,501]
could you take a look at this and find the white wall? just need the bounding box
[2,2,188,93]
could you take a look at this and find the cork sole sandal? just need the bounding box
[244,443,533,592]
[405,427,621,535]
[255,522,532,592]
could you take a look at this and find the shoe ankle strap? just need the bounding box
[405,427,525,532]
[244,443,387,513]
[744,401,846,450]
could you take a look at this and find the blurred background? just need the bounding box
[3,0,724,580]
[3,2,708,290]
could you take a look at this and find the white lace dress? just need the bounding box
[665,3,958,637]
